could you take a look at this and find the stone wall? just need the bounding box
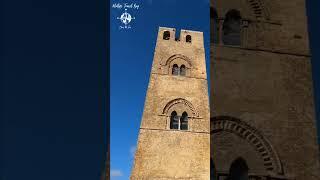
[131,27,210,179]
[210,0,320,179]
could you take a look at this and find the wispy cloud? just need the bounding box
[130,146,136,157]
[110,169,123,177]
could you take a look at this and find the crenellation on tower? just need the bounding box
[157,27,204,46]
[152,27,207,80]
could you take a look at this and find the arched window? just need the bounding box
[227,157,249,180]
[223,10,241,46]
[172,64,179,75]
[210,7,219,44]
[180,65,186,76]
[180,112,188,130]
[186,35,192,43]
[170,111,179,129]
[163,31,170,40]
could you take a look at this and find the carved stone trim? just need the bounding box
[211,116,284,175]
[161,54,192,67]
[162,98,199,117]
[246,0,270,20]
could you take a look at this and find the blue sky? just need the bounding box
[110,0,210,179]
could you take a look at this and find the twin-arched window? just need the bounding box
[211,8,241,46]
[172,64,186,76]
[170,111,188,130]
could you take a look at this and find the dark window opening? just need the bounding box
[180,112,188,130]
[180,65,186,76]
[223,9,241,46]
[163,31,170,40]
[226,157,249,180]
[172,64,179,75]
[170,111,179,129]
[186,35,192,43]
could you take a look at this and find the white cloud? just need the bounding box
[130,146,136,157]
[110,169,123,177]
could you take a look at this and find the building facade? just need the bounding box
[131,27,210,179]
[210,0,320,179]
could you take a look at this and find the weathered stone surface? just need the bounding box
[211,0,320,179]
[131,27,210,179]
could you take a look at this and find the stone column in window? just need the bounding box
[241,19,249,48]
[218,19,224,46]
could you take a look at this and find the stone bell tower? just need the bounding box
[131,27,210,179]
[210,0,320,179]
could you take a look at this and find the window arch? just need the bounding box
[186,35,192,43]
[223,9,241,46]
[180,65,186,76]
[170,111,179,129]
[162,98,199,117]
[163,31,170,40]
[163,98,200,131]
[211,116,284,174]
[227,157,249,180]
[180,112,188,130]
[172,64,179,75]
[210,7,219,44]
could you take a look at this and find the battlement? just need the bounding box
[157,27,203,44]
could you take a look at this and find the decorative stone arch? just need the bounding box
[162,98,199,118]
[246,0,270,20]
[160,54,193,76]
[161,54,192,67]
[211,116,284,175]
[212,0,271,21]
